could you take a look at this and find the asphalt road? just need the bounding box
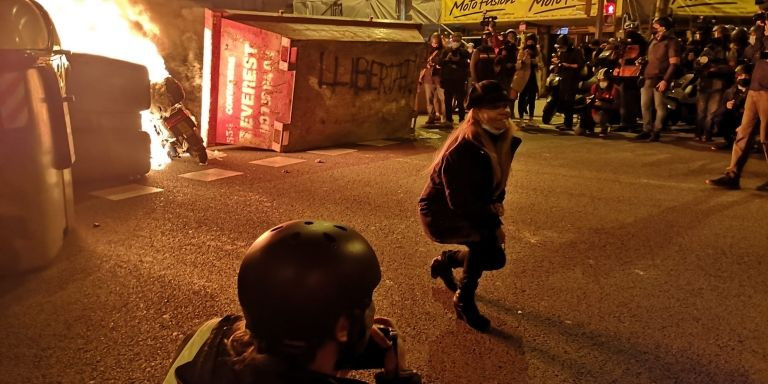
[1,118,767,383]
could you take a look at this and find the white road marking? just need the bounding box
[306,148,358,156]
[250,157,306,167]
[179,168,243,181]
[358,139,398,147]
[90,184,163,200]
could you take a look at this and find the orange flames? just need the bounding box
[37,0,172,169]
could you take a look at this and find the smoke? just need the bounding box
[126,0,206,120]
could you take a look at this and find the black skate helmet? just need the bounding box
[238,220,381,357]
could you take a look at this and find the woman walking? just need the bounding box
[418,80,523,332]
[511,33,542,121]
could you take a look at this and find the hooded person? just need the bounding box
[418,80,523,332]
[586,68,620,137]
[164,220,422,384]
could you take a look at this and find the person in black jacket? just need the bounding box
[711,65,751,150]
[470,31,498,85]
[552,34,584,131]
[441,33,471,123]
[694,25,734,142]
[418,80,522,332]
[165,220,422,384]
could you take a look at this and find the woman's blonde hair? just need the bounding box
[428,109,518,197]
[227,319,262,370]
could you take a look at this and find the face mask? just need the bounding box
[750,36,757,46]
[481,123,507,135]
[599,81,609,89]
[738,78,751,87]
[450,42,460,49]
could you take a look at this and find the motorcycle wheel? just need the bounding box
[542,101,556,125]
[185,133,208,165]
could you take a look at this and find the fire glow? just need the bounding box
[37,0,172,169]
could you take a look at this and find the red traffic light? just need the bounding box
[603,1,616,16]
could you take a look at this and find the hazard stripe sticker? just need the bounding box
[0,71,29,130]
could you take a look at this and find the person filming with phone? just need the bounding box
[163,220,422,384]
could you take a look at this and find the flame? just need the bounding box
[37,0,172,169]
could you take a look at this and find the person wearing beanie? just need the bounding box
[418,80,523,332]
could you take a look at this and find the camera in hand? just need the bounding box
[338,325,398,370]
[480,12,498,29]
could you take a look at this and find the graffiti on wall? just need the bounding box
[317,51,417,95]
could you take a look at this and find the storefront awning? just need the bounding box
[440,0,608,24]
[669,0,758,16]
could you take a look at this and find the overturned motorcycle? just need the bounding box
[150,77,208,165]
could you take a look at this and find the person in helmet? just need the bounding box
[693,24,734,142]
[635,16,681,142]
[552,34,585,132]
[419,80,522,332]
[585,68,619,137]
[710,65,751,151]
[164,220,421,384]
[729,27,750,66]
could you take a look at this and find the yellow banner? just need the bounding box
[670,0,758,16]
[441,0,596,24]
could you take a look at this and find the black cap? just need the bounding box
[466,80,512,110]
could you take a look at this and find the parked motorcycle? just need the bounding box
[540,62,592,126]
[664,72,698,127]
[150,77,208,165]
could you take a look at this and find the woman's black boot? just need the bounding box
[430,251,458,292]
[453,277,490,332]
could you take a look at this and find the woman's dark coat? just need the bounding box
[419,136,522,244]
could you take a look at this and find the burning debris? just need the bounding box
[36,0,206,169]
[149,77,208,165]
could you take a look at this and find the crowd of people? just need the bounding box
[420,12,768,190]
